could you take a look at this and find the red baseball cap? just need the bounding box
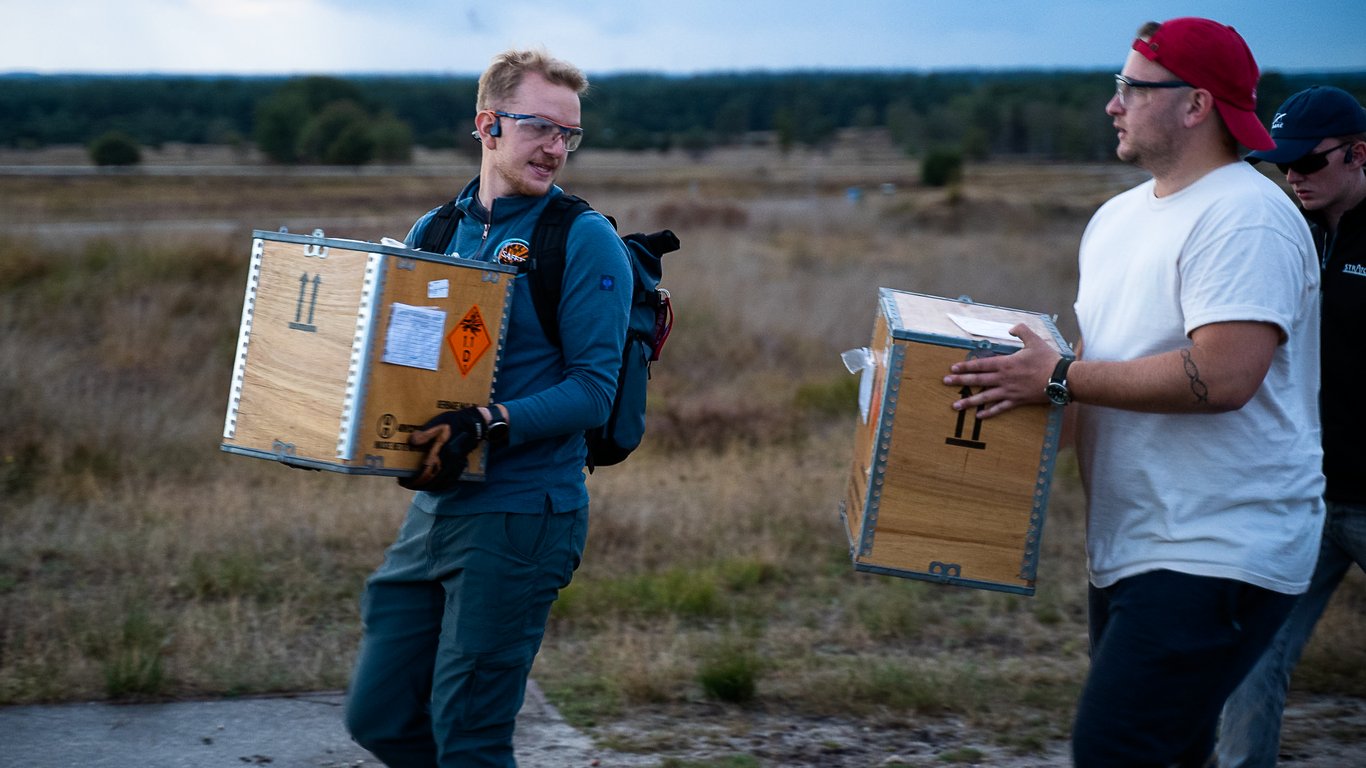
[1132,17,1274,151]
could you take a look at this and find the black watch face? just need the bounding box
[487,421,510,442]
[1046,383,1069,405]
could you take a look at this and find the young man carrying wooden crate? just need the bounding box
[344,48,631,767]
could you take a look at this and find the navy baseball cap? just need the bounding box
[1246,86,1366,164]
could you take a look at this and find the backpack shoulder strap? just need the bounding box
[528,193,596,347]
[416,197,462,253]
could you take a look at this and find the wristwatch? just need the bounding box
[1045,357,1074,406]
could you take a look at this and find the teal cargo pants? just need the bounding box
[344,501,588,767]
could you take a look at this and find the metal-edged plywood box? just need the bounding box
[839,288,1073,595]
[221,229,515,480]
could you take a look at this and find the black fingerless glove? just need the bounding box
[397,407,488,492]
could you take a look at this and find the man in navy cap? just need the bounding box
[1217,85,1366,768]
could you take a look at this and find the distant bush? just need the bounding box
[372,113,414,163]
[794,375,859,417]
[677,126,714,159]
[255,76,412,165]
[650,199,748,228]
[921,148,963,187]
[255,90,310,163]
[88,131,141,166]
[296,100,375,164]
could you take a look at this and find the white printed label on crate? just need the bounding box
[427,279,450,299]
[382,303,447,371]
[947,314,1022,345]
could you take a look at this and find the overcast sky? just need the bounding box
[3,0,1364,76]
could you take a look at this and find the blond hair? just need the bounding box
[476,48,588,110]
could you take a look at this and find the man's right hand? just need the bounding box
[942,324,1059,418]
[397,408,488,492]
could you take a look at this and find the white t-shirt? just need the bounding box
[1074,161,1324,594]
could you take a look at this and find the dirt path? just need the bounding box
[0,684,1359,766]
[570,691,1365,766]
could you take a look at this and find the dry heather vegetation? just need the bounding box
[1,137,1363,764]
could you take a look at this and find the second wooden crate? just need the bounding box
[840,288,1074,595]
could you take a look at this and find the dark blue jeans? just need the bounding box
[345,502,588,768]
[1072,569,1296,767]
[1217,500,1366,767]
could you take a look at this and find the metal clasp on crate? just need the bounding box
[927,561,963,581]
[303,228,329,259]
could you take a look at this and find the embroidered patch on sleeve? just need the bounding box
[599,274,616,291]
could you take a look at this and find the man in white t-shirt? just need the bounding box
[943,17,1324,767]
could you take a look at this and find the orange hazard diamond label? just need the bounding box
[448,305,491,376]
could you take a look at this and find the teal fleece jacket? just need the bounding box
[403,178,631,515]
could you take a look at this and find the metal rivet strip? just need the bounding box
[1019,405,1064,580]
[337,252,385,460]
[489,270,515,398]
[222,238,264,439]
[860,342,904,556]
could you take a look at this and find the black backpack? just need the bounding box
[417,192,679,469]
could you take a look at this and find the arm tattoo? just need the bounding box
[1180,349,1210,405]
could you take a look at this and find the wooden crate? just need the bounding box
[840,288,1073,595]
[221,230,515,479]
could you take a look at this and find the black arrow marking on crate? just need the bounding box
[289,272,322,332]
[946,386,987,449]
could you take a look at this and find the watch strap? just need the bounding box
[1050,357,1073,386]
[484,405,510,444]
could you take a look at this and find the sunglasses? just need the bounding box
[1276,142,1352,175]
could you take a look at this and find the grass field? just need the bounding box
[1,136,1363,762]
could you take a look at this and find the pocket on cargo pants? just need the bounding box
[503,505,588,592]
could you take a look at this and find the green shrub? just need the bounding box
[296,100,376,165]
[794,375,859,416]
[697,643,762,703]
[372,113,414,163]
[921,148,964,187]
[182,551,269,600]
[88,131,141,166]
[100,608,168,698]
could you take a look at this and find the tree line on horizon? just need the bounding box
[2,70,1364,166]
